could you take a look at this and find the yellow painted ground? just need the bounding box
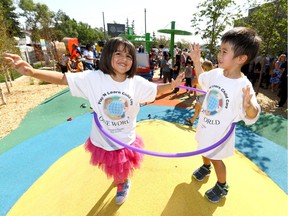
[8,120,288,216]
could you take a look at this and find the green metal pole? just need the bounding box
[145,33,150,54]
[170,21,175,65]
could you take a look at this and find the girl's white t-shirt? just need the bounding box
[196,68,261,159]
[66,70,157,151]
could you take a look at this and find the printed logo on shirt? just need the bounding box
[104,96,129,120]
[203,89,224,116]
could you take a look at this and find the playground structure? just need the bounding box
[158,21,192,64]
[119,27,154,80]
[119,21,192,80]
[50,37,79,63]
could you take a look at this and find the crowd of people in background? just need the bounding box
[57,43,101,73]
[241,52,287,108]
[57,41,287,111]
[146,44,287,112]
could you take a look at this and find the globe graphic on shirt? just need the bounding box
[204,90,223,115]
[107,100,124,116]
[207,94,219,112]
[104,97,128,120]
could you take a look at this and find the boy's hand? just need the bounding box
[4,53,34,76]
[188,43,201,63]
[242,85,253,109]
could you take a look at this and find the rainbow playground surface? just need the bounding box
[0,77,287,216]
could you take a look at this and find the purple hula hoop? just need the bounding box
[178,85,207,94]
[93,112,236,158]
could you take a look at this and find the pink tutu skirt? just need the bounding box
[85,135,144,184]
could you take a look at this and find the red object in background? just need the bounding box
[67,117,73,121]
[136,67,150,73]
[62,37,79,55]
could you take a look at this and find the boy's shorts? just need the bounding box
[196,95,205,105]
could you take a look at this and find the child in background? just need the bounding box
[187,27,261,203]
[172,54,181,93]
[185,59,213,125]
[191,62,197,97]
[5,37,184,205]
[184,60,194,97]
[75,56,84,72]
[68,55,84,72]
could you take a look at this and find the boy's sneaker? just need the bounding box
[192,165,211,181]
[115,179,131,205]
[205,182,229,203]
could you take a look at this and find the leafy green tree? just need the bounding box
[191,0,242,60]
[76,22,102,45]
[18,0,55,42]
[0,0,22,37]
[0,12,20,103]
[53,10,79,40]
[234,0,287,56]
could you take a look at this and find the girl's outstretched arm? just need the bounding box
[157,72,185,95]
[4,53,68,85]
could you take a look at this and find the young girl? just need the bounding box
[4,37,184,205]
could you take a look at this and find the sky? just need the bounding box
[16,0,253,44]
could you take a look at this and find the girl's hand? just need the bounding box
[4,53,34,76]
[242,85,253,109]
[188,43,201,63]
[171,72,185,89]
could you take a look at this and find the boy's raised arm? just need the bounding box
[187,43,204,77]
[4,53,68,85]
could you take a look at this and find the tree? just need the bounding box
[76,22,102,45]
[234,0,287,56]
[0,10,20,104]
[53,10,79,40]
[191,0,242,61]
[0,0,23,37]
[19,0,55,42]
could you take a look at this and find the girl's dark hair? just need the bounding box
[221,27,262,64]
[99,37,137,78]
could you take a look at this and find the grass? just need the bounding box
[0,70,22,83]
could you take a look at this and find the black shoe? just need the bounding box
[205,182,229,203]
[192,165,211,181]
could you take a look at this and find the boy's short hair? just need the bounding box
[221,27,262,64]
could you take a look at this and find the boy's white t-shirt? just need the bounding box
[196,68,261,160]
[66,70,157,151]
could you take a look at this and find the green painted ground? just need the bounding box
[239,113,287,149]
[0,88,90,154]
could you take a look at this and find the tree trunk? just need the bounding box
[6,68,13,87]
[0,84,6,105]
[4,73,11,94]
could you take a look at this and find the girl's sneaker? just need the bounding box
[192,165,211,181]
[116,179,131,205]
[205,182,229,203]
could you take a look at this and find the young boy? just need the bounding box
[187,27,261,203]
